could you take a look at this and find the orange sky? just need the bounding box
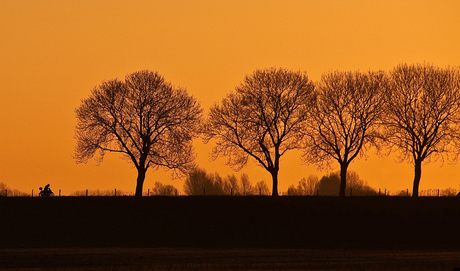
[1,0,460,195]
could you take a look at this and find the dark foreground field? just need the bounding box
[1,196,460,270]
[1,247,460,270]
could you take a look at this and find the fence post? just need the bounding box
[407,189,409,197]
[114,189,117,197]
[384,189,387,196]
[147,189,150,197]
[86,189,88,197]
[379,188,381,196]
[32,189,33,197]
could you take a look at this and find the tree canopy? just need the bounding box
[303,70,385,197]
[203,68,316,196]
[75,70,202,196]
[383,63,460,197]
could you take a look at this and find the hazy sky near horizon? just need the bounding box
[1,0,460,195]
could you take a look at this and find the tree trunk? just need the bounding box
[271,170,279,197]
[135,168,146,197]
[339,162,349,197]
[412,161,422,198]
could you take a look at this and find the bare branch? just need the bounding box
[202,68,315,196]
[75,70,202,196]
[382,63,460,196]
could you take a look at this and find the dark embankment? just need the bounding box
[0,196,459,249]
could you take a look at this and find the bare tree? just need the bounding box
[254,180,270,195]
[203,68,316,196]
[383,64,460,197]
[183,168,227,196]
[75,70,202,197]
[303,70,385,197]
[183,168,261,196]
[152,182,177,196]
[240,173,255,195]
[314,171,376,196]
[345,171,377,196]
[287,175,319,196]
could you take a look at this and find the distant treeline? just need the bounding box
[0,182,28,197]
[1,177,459,197]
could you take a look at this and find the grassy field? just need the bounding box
[0,196,459,269]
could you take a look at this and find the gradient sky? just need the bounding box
[1,0,460,195]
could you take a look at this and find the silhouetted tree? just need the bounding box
[441,187,458,197]
[183,168,266,196]
[345,171,377,196]
[383,64,460,197]
[316,173,341,196]
[75,70,202,197]
[303,70,385,197]
[225,174,240,195]
[240,173,255,195]
[255,180,271,195]
[203,68,316,196]
[0,183,7,196]
[183,168,226,195]
[287,175,319,196]
[0,183,28,197]
[396,189,411,197]
[70,189,127,196]
[152,182,177,196]
[315,171,376,196]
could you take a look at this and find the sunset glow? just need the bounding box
[1,0,460,195]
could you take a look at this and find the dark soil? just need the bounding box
[0,196,459,249]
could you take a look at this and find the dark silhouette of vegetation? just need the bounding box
[344,171,378,196]
[319,171,377,196]
[382,63,460,197]
[203,68,316,196]
[303,70,385,197]
[418,187,459,197]
[288,171,377,196]
[71,189,128,196]
[74,70,202,197]
[287,175,319,195]
[69,64,460,198]
[0,182,28,197]
[316,173,341,196]
[183,168,270,195]
[151,182,177,196]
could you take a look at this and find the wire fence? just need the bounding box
[0,187,459,197]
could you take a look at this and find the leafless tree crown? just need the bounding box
[204,67,315,170]
[383,63,460,165]
[202,67,316,196]
[303,70,386,168]
[75,70,202,183]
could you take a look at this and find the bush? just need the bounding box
[0,182,28,197]
[151,182,177,196]
[183,168,270,196]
